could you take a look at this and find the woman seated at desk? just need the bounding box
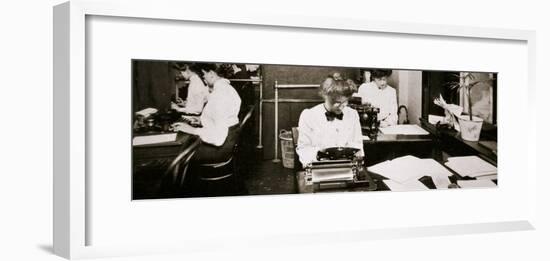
[171,63,241,163]
[171,63,209,115]
[296,76,364,167]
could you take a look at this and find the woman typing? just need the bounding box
[171,63,210,115]
[296,76,364,167]
[171,63,241,163]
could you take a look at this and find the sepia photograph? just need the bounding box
[131,60,498,199]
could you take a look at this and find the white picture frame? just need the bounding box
[53,0,537,259]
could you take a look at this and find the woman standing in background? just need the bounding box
[356,69,398,127]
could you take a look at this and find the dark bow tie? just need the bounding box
[325,111,344,121]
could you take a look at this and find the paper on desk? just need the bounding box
[383,179,429,192]
[136,107,158,117]
[457,179,497,188]
[432,175,452,189]
[379,124,429,135]
[362,135,370,141]
[445,156,497,178]
[368,155,425,183]
[475,174,498,180]
[418,158,454,178]
[133,133,177,146]
[428,114,445,125]
[368,156,452,184]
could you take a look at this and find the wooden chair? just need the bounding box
[158,136,202,196]
[191,105,255,196]
[291,127,302,171]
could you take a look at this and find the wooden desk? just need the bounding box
[295,124,497,194]
[133,132,199,168]
[296,161,494,193]
[363,131,435,166]
[132,132,201,199]
[419,118,497,166]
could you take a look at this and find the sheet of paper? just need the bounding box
[362,135,370,141]
[368,156,453,183]
[432,175,452,189]
[475,174,498,180]
[135,107,158,117]
[132,133,177,146]
[445,156,497,177]
[383,179,429,192]
[428,114,445,125]
[418,158,454,177]
[457,179,497,188]
[379,124,429,135]
[368,155,426,183]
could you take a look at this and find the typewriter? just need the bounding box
[348,97,380,139]
[304,147,377,192]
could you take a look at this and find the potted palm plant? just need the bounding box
[446,72,494,141]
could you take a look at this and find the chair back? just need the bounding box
[239,105,255,129]
[163,136,201,183]
[197,105,255,180]
[291,127,299,147]
[291,127,302,170]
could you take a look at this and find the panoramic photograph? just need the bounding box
[131,60,498,199]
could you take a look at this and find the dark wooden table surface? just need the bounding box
[363,130,435,167]
[133,131,199,171]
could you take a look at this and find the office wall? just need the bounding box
[395,70,422,124]
[407,71,423,124]
[260,64,360,159]
[132,60,175,113]
[258,66,423,159]
[388,71,400,101]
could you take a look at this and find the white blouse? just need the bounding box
[296,104,364,166]
[197,78,241,146]
[181,74,209,114]
[357,82,398,126]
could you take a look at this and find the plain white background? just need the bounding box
[0,0,548,260]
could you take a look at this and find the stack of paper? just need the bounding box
[368,155,454,185]
[428,114,445,125]
[368,156,422,183]
[457,179,497,188]
[431,175,452,189]
[136,107,158,117]
[379,124,429,135]
[133,133,177,146]
[383,179,429,192]
[444,156,497,180]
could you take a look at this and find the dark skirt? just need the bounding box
[180,123,246,197]
[191,124,240,164]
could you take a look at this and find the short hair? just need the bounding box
[360,69,371,82]
[319,76,357,101]
[195,63,234,78]
[235,64,247,71]
[371,69,393,79]
[331,72,343,80]
[181,63,201,75]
